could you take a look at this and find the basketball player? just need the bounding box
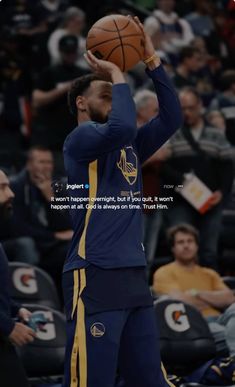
[62,17,182,387]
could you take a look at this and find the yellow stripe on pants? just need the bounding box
[70,269,87,387]
[161,363,176,387]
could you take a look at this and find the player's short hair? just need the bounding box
[68,74,101,116]
[167,223,199,248]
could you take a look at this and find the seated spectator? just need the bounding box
[2,0,50,74]
[135,90,170,264]
[0,27,32,152]
[161,87,234,269]
[144,0,194,59]
[35,0,71,32]
[47,6,87,69]
[206,110,226,133]
[135,90,159,128]
[219,178,235,256]
[210,70,235,145]
[213,7,235,67]
[191,37,223,99]
[32,34,89,151]
[174,42,217,104]
[3,0,47,38]
[185,0,215,37]
[172,46,203,89]
[153,223,235,357]
[0,168,35,387]
[9,146,72,297]
[129,21,172,88]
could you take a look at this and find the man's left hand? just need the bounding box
[131,16,155,59]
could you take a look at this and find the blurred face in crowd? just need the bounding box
[196,0,214,15]
[172,231,198,264]
[61,51,78,65]
[158,0,175,14]
[137,97,159,126]
[184,52,203,73]
[78,80,112,123]
[27,150,54,184]
[67,15,85,35]
[207,110,226,131]
[180,91,202,127]
[0,170,15,221]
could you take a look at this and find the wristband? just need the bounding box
[143,54,158,64]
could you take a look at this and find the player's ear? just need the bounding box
[76,96,87,112]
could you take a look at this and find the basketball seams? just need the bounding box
[90,26,119,33]
[106,45,123,62]
[91,18,131,33]
[86,15,144,71]
[123,43,142,60]
[115,19,131,32]
[87,33,143,51]
[113,18,125,72]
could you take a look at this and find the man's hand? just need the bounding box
[32,172,53,201]
[84,50,125,84]
[131,16,161,69]
[208,190,223,207]
[18,308,32,323]
[9,323,36,346]
[170,290,211,312]
[131,16,155,60]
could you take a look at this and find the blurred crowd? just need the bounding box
[1,1,235,385]
[0,0,235,290]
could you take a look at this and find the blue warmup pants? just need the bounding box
[62,269,174,387]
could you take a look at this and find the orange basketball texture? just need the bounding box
[86,15,145,72]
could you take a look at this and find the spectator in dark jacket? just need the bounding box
[162,87,234,269]
[0,169,35,387]
[10,146,72,297]
[32,34,89,151]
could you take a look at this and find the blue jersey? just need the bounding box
[63,65,182,273]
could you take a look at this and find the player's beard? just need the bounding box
[88,106,108,124]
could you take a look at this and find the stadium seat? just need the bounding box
[17,304,66,384]
[154,298,216,375]
[8,262,61,310]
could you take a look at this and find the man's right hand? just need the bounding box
[84,50,125,84]
[9,322,36,346]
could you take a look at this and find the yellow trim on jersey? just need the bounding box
[70,269,87,387]
[71,270,79,319]
[161,363,176,387]
[78,159,98,258]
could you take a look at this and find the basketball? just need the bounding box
[86,14,145,72]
